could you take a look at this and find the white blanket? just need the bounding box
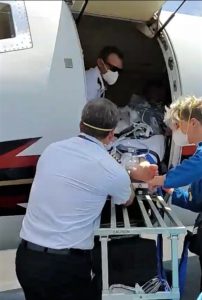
[117,135,165,162]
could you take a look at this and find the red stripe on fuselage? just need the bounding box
[0,138,40,169]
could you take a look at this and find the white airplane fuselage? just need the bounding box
[0,1,202,250]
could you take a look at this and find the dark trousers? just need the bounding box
[16,243,92,300]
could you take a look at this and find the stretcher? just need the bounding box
[94,193,186,300]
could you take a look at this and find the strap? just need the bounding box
[156,234,169,290]
[145,151,162,174]
[179,234,190,296]
[146,156,168,291]
[82,122,113,132]
[78,134,97,144]
[147,150,167,289]
[98,77,105,98]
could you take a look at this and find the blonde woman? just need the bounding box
[149,96,202,291]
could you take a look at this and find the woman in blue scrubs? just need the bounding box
[149,95,202,290]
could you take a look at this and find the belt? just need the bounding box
[21,239,91,256]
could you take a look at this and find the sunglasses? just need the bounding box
[104,61,123,73]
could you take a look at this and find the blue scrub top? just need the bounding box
[164,142,202,212]
[197,292,202,300]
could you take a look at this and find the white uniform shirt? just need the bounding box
[85,66,105,101]
[20,134,131,250]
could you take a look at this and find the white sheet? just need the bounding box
[117,135,165,162]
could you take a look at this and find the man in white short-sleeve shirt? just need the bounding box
[16,98,157,300]
[85,46,123,101]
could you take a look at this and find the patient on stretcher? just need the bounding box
[114,81,171,165]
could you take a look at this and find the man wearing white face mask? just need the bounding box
[85,46,123,101]
[148,96,202,292]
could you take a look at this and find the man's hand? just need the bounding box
[130,161,158,182]
[163,187,174,195]
[148,175,165,188]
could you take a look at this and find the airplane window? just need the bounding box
[0,3,15,40]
